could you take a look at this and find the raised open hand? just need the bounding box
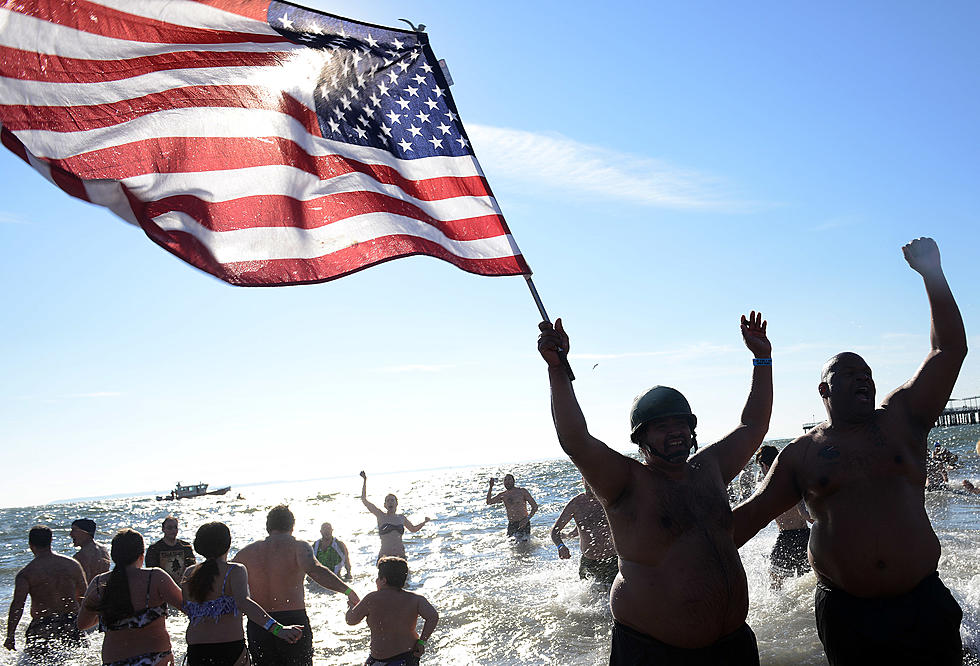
[740,311,771,359]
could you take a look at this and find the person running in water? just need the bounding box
[486,474,538,541]
[360,472,430,561]
[312,522,351,581]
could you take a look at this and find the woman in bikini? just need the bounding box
[360,471,430,561]
[77,528,183,666]
[181,522,302,666]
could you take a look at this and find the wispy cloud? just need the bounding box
[0,211,30,225]
[370,364,459,374]
[468,124,755,212]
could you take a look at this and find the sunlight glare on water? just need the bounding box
[1,427,978,664]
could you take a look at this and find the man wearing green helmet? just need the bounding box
[537,311,772,665]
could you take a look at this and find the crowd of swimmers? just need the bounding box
[5,505,437,666]
[4,237,975,666]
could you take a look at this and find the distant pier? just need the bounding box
[801,395,980,433]
[936,396,980,428]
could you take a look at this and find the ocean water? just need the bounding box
[2,426,979,666]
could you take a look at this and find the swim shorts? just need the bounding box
[770,527,811,577]
[609,621,759,666]
[507,519,530,538]
[186,639,247,666]
[24,613,85,660]
[365,650,420,665]
[815,571,962,665]
[579,556,618,585]
[247,610,314,666]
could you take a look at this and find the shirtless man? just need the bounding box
[233,505,361,666]
[70,518,110,583]
[754,445,813,586]
[486,474,538,540]
[346,557,439,665]
[538,311,772,664]
[552,477,617,585]
[734,238,966,665]
[5,525,87,660]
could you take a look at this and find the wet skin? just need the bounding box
[538,311,772,648]
[734,237,967,598]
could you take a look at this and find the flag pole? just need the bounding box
[525,276,575,381]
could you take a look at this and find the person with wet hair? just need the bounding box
[346,557,438,665]
[360,472,430,561]
[77,528,183,666]
[182,522,302,666]
[5,525,87,660]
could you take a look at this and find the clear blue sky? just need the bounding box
[1,1,978,506]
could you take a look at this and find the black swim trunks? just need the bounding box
[186,638,247,666]
[365,649,420,665]
[609,621,759,666]
[770,527,811,577]
[507,519,530,538]
[24,613,85,660]
[815,571,963,666]
[247,610,314,666]
[579,556,618,585]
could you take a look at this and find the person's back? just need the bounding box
[5,526,87,657]
[234,535,307,613]
[346,557,438,665]
[21,553,86,618]
[77,529,183,666]
[184,522,303,666]
[232,505,359,666]
[366,589,430,657]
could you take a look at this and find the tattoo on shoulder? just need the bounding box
[818,445,840,461]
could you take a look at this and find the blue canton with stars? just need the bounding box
[267,2,473,161]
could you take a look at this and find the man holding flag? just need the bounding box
[538,313,773,664]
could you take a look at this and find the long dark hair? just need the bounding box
[97,529,144,624]
[187,522,232,602]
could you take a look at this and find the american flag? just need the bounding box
[0,0,530,285]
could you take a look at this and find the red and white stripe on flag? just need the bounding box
[0,0,530,286]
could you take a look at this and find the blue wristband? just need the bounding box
[263,617,276,631]
[753,358,772,366]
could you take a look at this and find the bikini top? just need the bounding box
[99,571,168,632]
[183,565,239,626]
[378,522,405,536]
